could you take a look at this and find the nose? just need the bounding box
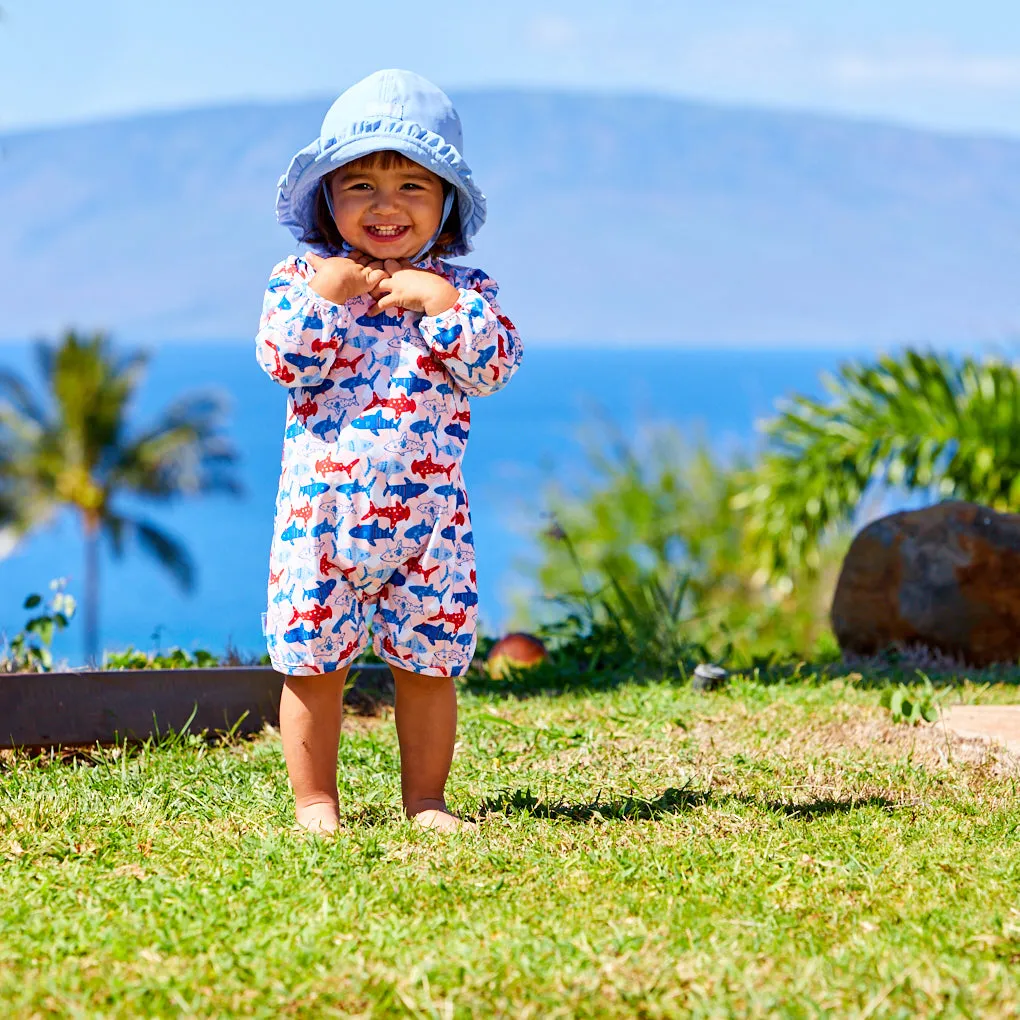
[369,188,402,214]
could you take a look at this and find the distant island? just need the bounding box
[1,90,1018,346]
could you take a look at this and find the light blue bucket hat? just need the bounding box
[276,69,486,260]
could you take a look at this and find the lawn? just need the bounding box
[2,672,1020,1017]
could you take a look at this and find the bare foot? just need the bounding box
[411,808,478,832]
[295,804,340,835]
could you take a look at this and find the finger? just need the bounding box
[375,292,400,311]
[383,259,403,274]
[365,267,388,287]
[304,252,324,268]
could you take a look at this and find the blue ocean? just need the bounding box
[0,344,860,664]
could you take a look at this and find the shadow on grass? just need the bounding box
[477,785,709,823]
[477,786,898,824]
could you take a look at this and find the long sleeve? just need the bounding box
[418,270,523,398]
[255,256,353,388]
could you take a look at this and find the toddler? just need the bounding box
[256,69,523,833]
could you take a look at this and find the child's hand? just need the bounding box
[366,259,461,317]
[304,251,388,305]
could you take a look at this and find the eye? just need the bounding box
[401,182,423,191]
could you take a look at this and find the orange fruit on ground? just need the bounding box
[486,633,548,679]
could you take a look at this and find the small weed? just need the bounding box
[880,675,939,725]
[0,579,76,672]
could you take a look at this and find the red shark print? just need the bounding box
[411,453,455,479]
[497,313,516,333]
[364,392,417,417]
[315,454,360,476]
[264,340,295,384]
[452,409,471,423]
[336,353,365,372]
[311,337,339,354]
[383,636,415,662]
[288,604,334,628]
[497,333,507,359]
[269,567,284,586]
[491,364,501,382]
[451,511,466,526]
[405,555,440,583]
[288,503,313,525]
[431,343,461,363]
[293,396,318,423]
[416,352,444,375]
[362,500,411,527]
[319,553,352,578]
[336,639,360,661]
[429,606,466,630]
[469,569,476,585]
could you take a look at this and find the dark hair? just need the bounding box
[301,151,462,258]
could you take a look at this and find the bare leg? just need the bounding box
[390,664,475,831]
[279,666,349,833]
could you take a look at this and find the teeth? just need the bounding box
[369,226,406,235]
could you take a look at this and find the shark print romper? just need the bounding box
[256,254,523,677]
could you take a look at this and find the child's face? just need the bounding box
[328,156,446,261]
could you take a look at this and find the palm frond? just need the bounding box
[737,350,1020,582]
[102,514,195,591]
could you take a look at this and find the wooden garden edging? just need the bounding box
[0,663,393,749]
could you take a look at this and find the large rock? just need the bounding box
[831,501,1020,666]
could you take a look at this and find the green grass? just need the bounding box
[3,673,1020,1017]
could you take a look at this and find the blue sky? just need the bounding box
[3,1,1020,136]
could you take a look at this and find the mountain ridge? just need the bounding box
[2,89,1018,345]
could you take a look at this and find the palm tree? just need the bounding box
[734,350,1020,585]
[0,331,240,663]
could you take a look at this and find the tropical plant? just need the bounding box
[523,419,842,661]
[0,579,76,673]
[734,350,1020,585]
[0,331,240,663]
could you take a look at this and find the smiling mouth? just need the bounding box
[364,225,411,242]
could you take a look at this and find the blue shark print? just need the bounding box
[441,524,456,541]
[377,608,410,629]
[432,323,462,348]
[444,423,469,442]
[408,583,450,602]
[300,481,331,498]
[303,578,337,604]
[284,352,326,372]
[280,522,305,543]
[335,478,373,497]
[462,531,474,546]
[390,375,433,395]
[413,623,455,645]
[404,520,433,542]
[351,410,400,436]
[410,416,439,437]
[272,583,296,606]
[471,345,496,373]
[285,420,306,439]
[339,369,381,393]
[356,310,406,331]
[437,383,454,396]
[348,521,397,545]
[311,415,344,440]
[367,458,405,476]
[284,623,322,644]
[452,589,478,608]
[385,477,429,501]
